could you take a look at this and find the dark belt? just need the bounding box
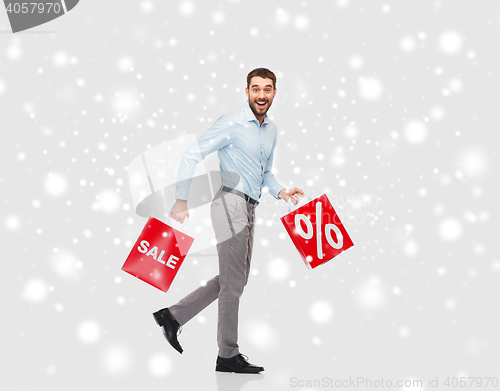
[221,186,259,206]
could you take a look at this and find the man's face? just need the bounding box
[245,76,277,119]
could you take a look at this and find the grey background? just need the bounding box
[1,1,499,390]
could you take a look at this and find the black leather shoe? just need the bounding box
[216,354,264,373]
[152,308,183,354]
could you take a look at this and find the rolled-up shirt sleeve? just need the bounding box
[175,116,234,200]
[175,116,234,201]
[262,139,285,200]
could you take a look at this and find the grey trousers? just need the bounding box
[169,187,256,358]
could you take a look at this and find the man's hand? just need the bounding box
[170,199,190,223]
[278,187,304,205]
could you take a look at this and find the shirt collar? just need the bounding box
[243,101,269,125]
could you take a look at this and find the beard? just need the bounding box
[248,98,272,118]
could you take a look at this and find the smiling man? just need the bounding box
[152,68,303,374]
[246,72,274,125]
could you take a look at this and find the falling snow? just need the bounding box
[2,1,499,390]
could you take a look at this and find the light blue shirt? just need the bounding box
[175,102,284,202]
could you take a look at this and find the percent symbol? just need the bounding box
[294,202,343,259]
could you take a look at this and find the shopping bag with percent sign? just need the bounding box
[280,194,354,269]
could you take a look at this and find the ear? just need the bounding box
[245,87,249,99]
[273,88,277,98]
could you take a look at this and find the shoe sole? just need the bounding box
[215,365,263,374]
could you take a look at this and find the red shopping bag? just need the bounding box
[122,217,195,292]
[280,194,353,269]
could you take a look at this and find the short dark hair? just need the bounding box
[246,68,276,90]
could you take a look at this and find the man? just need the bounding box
[152,68,303,374]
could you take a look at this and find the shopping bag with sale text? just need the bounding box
[280,194,353,269]
[121,217,194,292]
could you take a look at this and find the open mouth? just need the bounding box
[256,101,267,108]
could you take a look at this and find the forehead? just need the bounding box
[249,76,274,89]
